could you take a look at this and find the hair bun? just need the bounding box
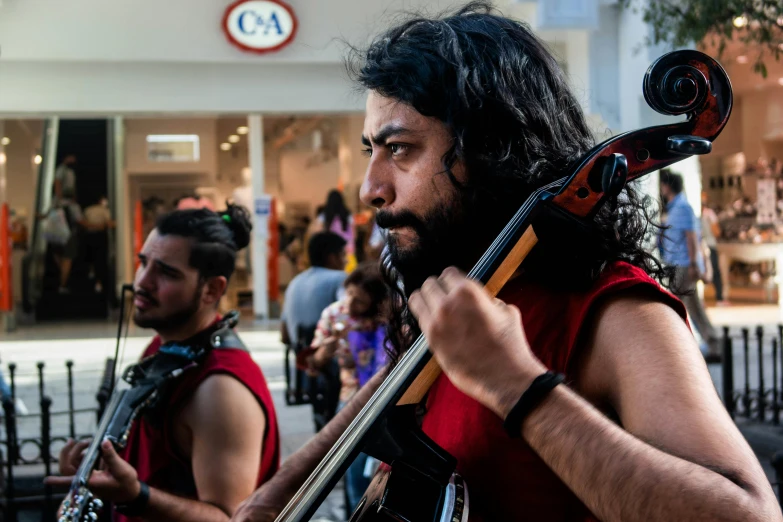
[221,203,252,250]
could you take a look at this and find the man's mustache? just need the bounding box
[134,288,158,306]
[376,210,426,231]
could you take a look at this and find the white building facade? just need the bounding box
[0,0,702,317]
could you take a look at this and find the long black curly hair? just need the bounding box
[348,2,671,361]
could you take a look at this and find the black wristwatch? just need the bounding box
[114,481,150,517]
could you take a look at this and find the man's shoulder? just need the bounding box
[673,195,694,212]
[324,268,347,284]
[306,267,347,285]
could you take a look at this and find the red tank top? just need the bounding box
[117,330,280,521]
[421,262,687,521]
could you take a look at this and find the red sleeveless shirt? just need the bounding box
[421,261,687,521]
[117,330,280,521]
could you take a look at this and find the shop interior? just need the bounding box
[0,113,373,322]
[698,46,783,306]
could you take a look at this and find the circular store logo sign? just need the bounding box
[222,0,298,54]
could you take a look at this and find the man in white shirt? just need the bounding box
[701,192,727,305]
[83,196,115,294]
[54,154,77,202]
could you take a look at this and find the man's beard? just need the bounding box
[133,286,202,334]
[377,199,482,297]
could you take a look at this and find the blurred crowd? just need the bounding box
[278,190,390,514]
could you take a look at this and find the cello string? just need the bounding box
[274,176,569,521]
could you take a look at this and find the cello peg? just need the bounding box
[667,135,711,155]
[601,153,628,198]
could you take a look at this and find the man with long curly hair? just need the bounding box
[233,4,781,521]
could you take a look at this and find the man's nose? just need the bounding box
[360,159,394,209]
[134,264,155,292]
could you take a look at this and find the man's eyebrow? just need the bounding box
[138,253,184,276]
[155,260,184,275]
[362,124,415,146]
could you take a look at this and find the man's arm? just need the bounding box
[231,370,385,522]
[172,374,267,520]
[685,230,700,268]
[409,269,782,522]
[518,294,779,521]
[47,375,266,521]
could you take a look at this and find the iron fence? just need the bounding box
[0,358,113,522]
[720,325,783,422]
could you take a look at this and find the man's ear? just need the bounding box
[202,276,228,306]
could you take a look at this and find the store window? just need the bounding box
[146,134,200,162]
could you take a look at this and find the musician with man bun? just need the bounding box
[233,3,780,522]
[48,203,280,521]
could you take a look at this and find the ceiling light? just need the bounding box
[1,137,9,146]
[228,135,240,144]
[736,55,749,64]
[220,143,231,151]
[34,154,42,165]
[778,78,783,86]
[733,15,747,28]
[0,153,5,165]
[237,126,249,135]
[777,16,783,26]
[779,43,783,51]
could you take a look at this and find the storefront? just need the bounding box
[698,46,783,305]
[0,0,679,318]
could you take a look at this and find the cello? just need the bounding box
[275,49,733,522]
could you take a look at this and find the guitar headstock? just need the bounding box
[59,485,104,522]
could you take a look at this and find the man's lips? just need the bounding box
[133,294,156,310]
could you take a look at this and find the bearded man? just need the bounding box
[233,3,781,521]
[49,205,280,521]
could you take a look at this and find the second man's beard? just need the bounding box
[133,287,202,336]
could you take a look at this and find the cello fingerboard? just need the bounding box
[396,225,539,406]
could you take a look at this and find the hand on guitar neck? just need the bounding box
[231,371,386,522]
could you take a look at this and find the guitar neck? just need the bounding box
[72,389,127,488]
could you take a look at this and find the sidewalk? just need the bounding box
[1,304,782,518]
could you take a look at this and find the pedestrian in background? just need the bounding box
[701,191,728,306]
[303,263,390,513]
[660,171,721,362]
[311,190,357,272]
[281,232,348,429]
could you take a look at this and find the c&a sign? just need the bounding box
[222,0,298,54]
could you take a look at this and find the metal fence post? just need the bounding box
[36,362,45,404]
[8,363,15,403]
[41,396,53,520]
[743,327,751,415]
[722,326,735,418]
[773,338,780,425]
[2,396,17,522]
[66,360,76,440]
[758,326,767,422]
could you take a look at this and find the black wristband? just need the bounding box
[114,481,150,517]
[503,371,565,438]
